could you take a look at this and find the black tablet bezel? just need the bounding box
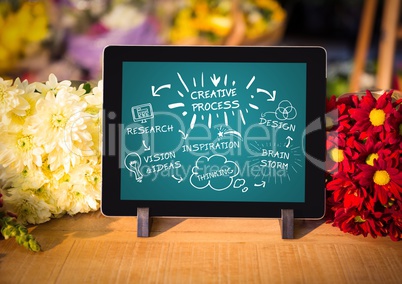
[102,45,326,219]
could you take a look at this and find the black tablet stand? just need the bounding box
[280,209,294,239]
[137,207,152,237]
[137,207,295,239]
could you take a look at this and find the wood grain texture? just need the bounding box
[1,211,401,283]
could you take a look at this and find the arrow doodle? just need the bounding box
[151,84,171,96]
[178,130,188,140]
[285,136,293,148]
[257,88,276,101]
[142,140,150,151]
[210,74,221,87]
[254,181,266,188]
[171,175,184,183]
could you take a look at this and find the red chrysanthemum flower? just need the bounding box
[326,90,402,241]
[384,200,402,241]
[332,207,387,238]
[384,101,402,146]
[388,212,402,241]
[326,131,359,173]
[353,137,392,166]
[356,156,402,206]
[349,90,394,140]
[326,172,368,210]
[326,95,358,132]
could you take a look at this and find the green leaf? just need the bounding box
[83,82,92,94]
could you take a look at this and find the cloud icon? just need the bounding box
[233,179,246,188]
[190,154,240,191]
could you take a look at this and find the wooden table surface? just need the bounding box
[1,211,401,284]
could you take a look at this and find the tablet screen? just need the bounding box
[121,61,306,202]
[102,46,326,218]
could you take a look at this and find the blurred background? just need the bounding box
[0,0,401,97]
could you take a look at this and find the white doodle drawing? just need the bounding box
[124,152,143,183]
[224,130,243,140]
[189,154,240,191]
[177,72,189,92]
[254,181,266,188]
[248,141,304,186]
[257,88,276,101]
[131,103,154,123]
[178,129,188,140]
[168,102,188,117]
[171,174,184,183]
[285,136,293,148]
[233,179,246,188]
[151,84,171,96]
[215,126,243,141]
[156,72,274,129]
[260,100,298,121]
[246,76,255,89]
[275,100,297,120]
[242,187,249,193]
[210,74,221,87]
[142,140,150,151]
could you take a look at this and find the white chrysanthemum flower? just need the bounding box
[0,164,7,182]
[0,164,17,189]
[34,73,71,95]
[0,131,44,172]
[3,188,53,224]
[83,80,103,156]
[14,77,37,97]
[0,74,104,225]
[40,157,66,182]
[27,88,90,172]
[51,172,74,212]
[81,116,101,157]
[14,77,42,121]
[35,74,87,97]
[55,177,95,215]
[55,163,100,215]
[65,112,96,158]
[9,166,48,191]
[71,162,101,196]
[85,80,103,107]
[0,77,29,126]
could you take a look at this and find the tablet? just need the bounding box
[102,45,326,219]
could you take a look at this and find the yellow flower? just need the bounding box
[243,0,286,39]
[0,1,48,72]
[207,15,233,37]
[169,0,233,43]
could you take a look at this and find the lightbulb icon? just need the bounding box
[124,152,143,183]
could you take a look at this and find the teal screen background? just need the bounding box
[121,61,306,202]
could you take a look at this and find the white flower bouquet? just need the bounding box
[0,74,102,226]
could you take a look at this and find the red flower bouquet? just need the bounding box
[325,90,402,241]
